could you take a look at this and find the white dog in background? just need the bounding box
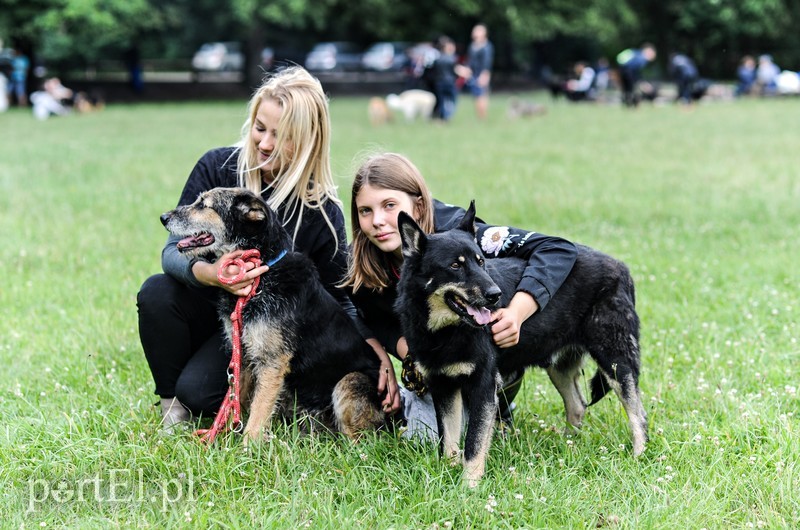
[386,89,436,121]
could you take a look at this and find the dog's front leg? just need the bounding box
[462,372,501,488]
[432,382,463,463]
[242,358,291,445]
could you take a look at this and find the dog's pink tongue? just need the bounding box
[467,305,493,325]
[176,233,214,250]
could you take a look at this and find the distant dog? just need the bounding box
[74,90,105,113]
[395,203,647,486]
[507,97,547,119]
[386,89,436,121]
[368,96,392,126]
[161,187,386,442]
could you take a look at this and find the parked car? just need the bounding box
[260,46,307,73]
[362,41,410,71]
[191,42,245,72]
[304,42,363,72]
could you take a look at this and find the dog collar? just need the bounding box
[266,249,288,267]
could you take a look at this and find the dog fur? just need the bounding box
[368,96,392,126]
[386,89,436,121]
[507,97,548,119]
[161,187,386,442]
[395,203,647,486]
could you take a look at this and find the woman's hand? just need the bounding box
[367,338,401,414]
[192,250,270,296]
[491,291,538,348]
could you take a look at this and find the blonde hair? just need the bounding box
[235,66,340,243]
[342,153,435,292]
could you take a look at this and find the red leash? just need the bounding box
[196,249,262,444]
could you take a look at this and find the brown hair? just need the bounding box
[342,153,435,292]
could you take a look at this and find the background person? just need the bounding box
[464,23,494,120]
[0,71,8,112]
[736,55,757,97]
[342,152,578,435]
[137,67,364,431]
[430,35,468,122]
[617,43,656,107]
[565,61,597,101]
[30,77,74,120]
[756,54,780,96]
[668,53,699,104]
[8,47,29,107]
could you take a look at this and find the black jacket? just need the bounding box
[161,146,354,315]
[350,199,577,357]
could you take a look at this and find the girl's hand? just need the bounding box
[491,292,538,348]
[367,339,401,414]
[379,362,401,414]
[192,250,270,296]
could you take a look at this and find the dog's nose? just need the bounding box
[485,286,502,307]
[160,213,171,226]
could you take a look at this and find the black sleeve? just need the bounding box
[176,147,239,207]
[434,200,577,311]
[474,221,576,310]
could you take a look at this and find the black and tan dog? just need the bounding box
[395,203,647,486]
[160,187,386,443]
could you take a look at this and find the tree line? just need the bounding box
[1,0,798,83]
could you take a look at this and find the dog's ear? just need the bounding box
[398,211,426,258]
[457,200,477,235]
[236,196,268,224]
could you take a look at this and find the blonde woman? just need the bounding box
[138,67,353,430]
[343,153,577,433]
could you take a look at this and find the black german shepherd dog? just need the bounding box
[161,187,386,443]
[395,203,647,486]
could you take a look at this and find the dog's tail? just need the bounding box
[588,369,610,406]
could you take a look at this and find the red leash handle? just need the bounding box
[196,249,262,444]
[216,249,263,286]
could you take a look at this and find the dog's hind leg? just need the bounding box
[590,335,648,457]
[332,372,385,438]
[547,357,588,430]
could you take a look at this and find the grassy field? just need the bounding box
[0,92,798,528]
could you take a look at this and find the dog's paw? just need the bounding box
[242,427,273,447]
[462,465,484,488]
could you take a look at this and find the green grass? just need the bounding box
[1,93,798,528]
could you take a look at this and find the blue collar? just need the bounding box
[266,249,288,267]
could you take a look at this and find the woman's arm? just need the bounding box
[434,200,577,346]
[477,222,577,347]
[161,147,239,286]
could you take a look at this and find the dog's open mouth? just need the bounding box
[176,232,215,251]
[446,292,493,327]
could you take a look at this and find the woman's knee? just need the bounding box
[137,274,180,312]
[175,375,225,417]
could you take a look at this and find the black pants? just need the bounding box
[137,274,229,416]
[675,75,696,103]
[620,68,640,107]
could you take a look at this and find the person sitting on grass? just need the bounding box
[340,152,578,437]
[137,67,372,432]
